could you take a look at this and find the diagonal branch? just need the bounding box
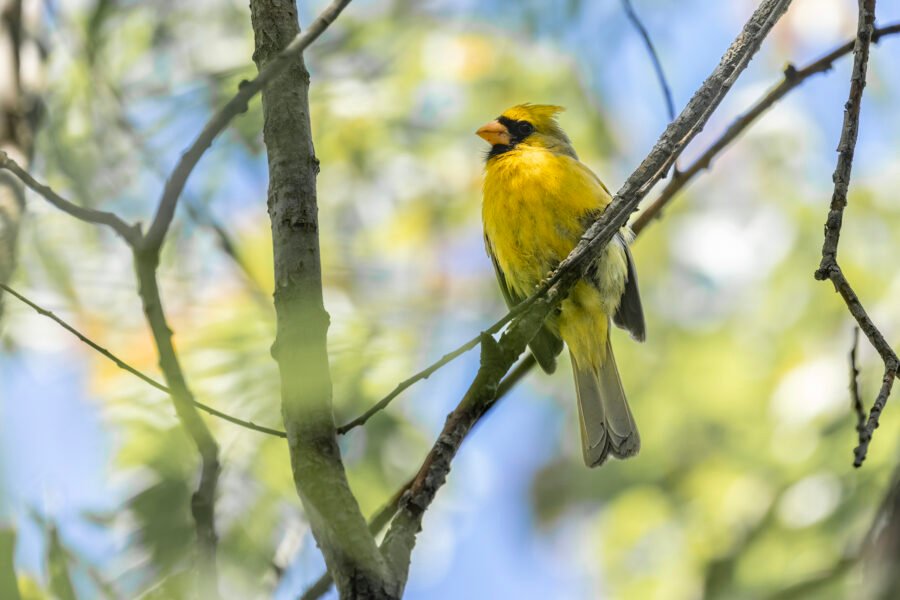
[377,0,795,589]
[336,300,535,433]
[632,21,900,234]
[621,0,678,176]
[0,150,141,245]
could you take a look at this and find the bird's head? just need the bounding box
[476,103,575,160]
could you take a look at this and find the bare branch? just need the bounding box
[0,281,287,437]
[815,0,877,278]
[632,21,900,235]
[806,0,898,466]
[0,150,140,245]
[141,0,354,255]
[337,303,533,433]
[105,83,272,306]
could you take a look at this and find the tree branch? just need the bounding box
[806,0,898,466]
[0,281,287,438]
[0,155,225,591]
[622,0,674,122]
[0,0,39,323]
[0,0,357,592]
[336,303,533,434]
[0,150,141,245]
[133,250,221,596]
[142,0,353,256]
[376,0,795,588]
[815,0,876,278]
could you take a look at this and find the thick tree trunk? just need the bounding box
[249,1,397,597]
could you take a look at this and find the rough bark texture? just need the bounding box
[249,1,397,597]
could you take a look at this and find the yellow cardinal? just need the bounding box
[477,104,645,467]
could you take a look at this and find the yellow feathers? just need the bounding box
[478,103,645,466]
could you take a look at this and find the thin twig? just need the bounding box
[141,0,354,255]
[336,302,533,433]
[0,282,287,437]
[622,0,675,122]
[621,0,678,176]
[0,150,140,245]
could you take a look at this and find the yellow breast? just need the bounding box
[482,146,609,298]
[482,145,626,369]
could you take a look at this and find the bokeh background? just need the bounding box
[3,0,900,598]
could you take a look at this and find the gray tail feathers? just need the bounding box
[571,340,640,468]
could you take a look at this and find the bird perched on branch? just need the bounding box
[477,104,646,468]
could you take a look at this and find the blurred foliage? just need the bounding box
[1,0,900,598]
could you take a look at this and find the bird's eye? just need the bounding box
[516,121,535,137]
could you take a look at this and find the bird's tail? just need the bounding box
[571,340,640,467]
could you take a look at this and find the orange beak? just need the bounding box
[476,120,510,146]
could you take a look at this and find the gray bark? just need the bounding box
[249,1,398,597]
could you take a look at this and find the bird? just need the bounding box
[476,103,646,468]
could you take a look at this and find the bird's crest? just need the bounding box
[500,104,565,132]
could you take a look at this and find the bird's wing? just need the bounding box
[612,233,646,342]
[485,234,563,374]
[570,158,646,342]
